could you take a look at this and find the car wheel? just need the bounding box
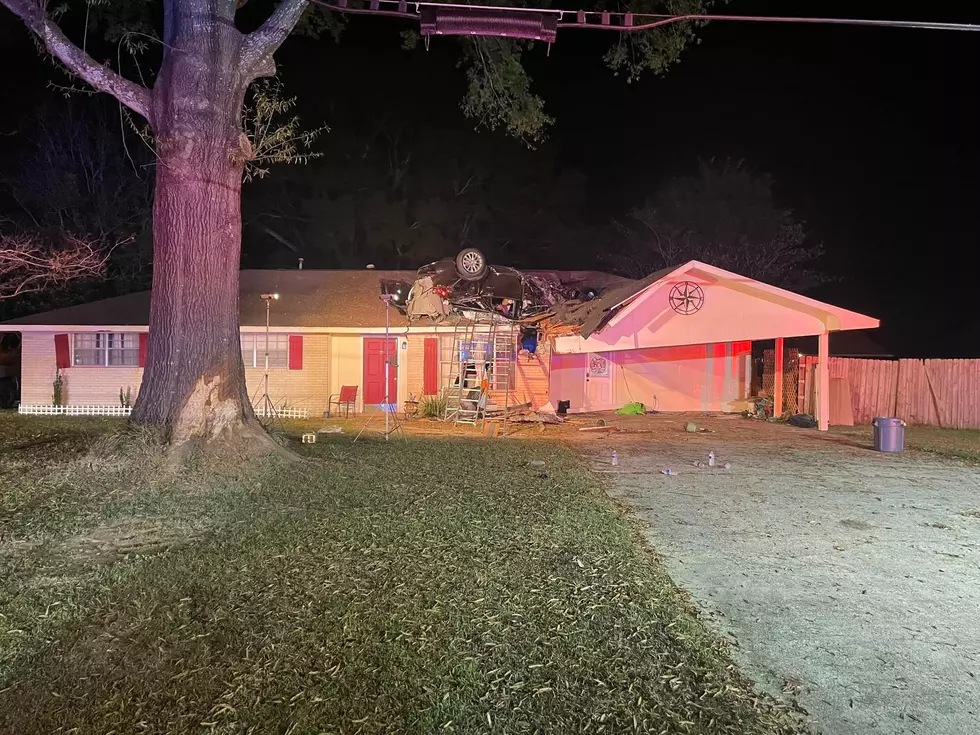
[455,247,488,281]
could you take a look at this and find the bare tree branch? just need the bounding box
[241,0,310,76]
[0,234,112,300]
[0,0,152,123]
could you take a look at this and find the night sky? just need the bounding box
[1,0,978,356]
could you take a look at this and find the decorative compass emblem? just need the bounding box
[668,281,705,315]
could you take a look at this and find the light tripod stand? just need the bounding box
[252,292,282,426]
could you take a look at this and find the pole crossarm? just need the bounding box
[309,0,980,45]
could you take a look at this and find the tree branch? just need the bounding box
[0,0,152,123]
[241,0,310,76]
[0,234,113,300]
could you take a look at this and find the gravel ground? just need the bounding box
[576,416,980,735]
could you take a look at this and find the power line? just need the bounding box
[308,0,980,45]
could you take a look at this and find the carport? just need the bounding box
[550,261,879,429]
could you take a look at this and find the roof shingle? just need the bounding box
[3,269,636,329]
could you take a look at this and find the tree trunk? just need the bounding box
[130,1,264,447]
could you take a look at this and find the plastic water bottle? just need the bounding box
[708,451,716,467]
[611,452,619,467]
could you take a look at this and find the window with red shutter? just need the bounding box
[54,334,70,370]
[288,335,303,370]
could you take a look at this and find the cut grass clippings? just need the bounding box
[0,414,808,734]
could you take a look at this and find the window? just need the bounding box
[241,333,289,368]
[73,333,140,367]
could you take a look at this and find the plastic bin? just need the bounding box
[872,417,905,453]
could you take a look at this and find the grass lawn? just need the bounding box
[834,424,980,463]
[0,414,806,734]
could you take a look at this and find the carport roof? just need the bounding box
[572,260,879,339]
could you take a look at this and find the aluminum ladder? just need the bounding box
[443,317,515,426]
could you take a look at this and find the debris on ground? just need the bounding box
[318,426,344,434]
[744,397,774,419]
[616,401,646,416]
[510,410,564,424]
[578,425,621,433]
[686,422,713,433]
[528,460,546,467]
[788,414,818,429]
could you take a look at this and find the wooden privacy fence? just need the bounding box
[798,357,980,429]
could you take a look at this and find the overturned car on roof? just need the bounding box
[381,247,612,324]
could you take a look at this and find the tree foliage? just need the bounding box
[611,159,826,289]
[3,0,712,145]
[240,79,328,182]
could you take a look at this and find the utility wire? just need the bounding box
[307,0,980,34]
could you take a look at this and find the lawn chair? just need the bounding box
[327,386,358,418]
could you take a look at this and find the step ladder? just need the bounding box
[443,316,514,426]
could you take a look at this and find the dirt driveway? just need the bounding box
[575,416,980,735]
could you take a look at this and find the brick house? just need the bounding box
[1,262,879,429]
[1,269,558,417]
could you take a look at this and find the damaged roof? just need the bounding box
[3,268,635,330]
[550,265,679,337]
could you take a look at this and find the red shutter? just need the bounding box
[54,333,70,369]
[288,335,303,370]
[138,333,149,367]
[423,337,438,395]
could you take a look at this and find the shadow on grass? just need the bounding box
[1,416,809,734]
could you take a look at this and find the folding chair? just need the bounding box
[328,385,358,418]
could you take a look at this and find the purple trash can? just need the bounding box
[872,417,905,453]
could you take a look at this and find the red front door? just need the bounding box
[363,338,398,405]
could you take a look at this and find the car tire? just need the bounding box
[455,247,488,281]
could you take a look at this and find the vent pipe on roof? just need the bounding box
[298,257,304,270]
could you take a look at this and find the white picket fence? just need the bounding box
[19,404,133,416]
[19,404,311,419]
[253,405,310,420]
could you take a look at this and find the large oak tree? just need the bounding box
[0,0,707,447]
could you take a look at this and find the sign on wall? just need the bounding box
[588,353,610,378]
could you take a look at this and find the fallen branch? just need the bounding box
[0,234,113,299]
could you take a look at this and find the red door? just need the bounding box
[363,338,398,405]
